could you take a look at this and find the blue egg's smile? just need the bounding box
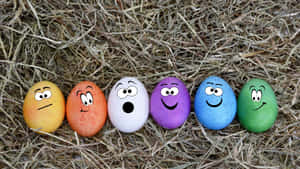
[206,98,223,107]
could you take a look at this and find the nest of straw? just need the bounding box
[0,0,300,168]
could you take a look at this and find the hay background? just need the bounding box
[0,0,300,168]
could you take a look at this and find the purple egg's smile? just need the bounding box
[206,98,223,107]
[161,98,178,110]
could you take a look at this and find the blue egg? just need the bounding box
[194,76,237,130]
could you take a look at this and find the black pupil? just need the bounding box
[128,89,132,93]
[44,94,47,97]
[171,91,174,94]
[123,90,127,94]
[257,97,260,100]
[40,95,43,98]
[211,88,214,92]
[166,91,169,94]
[214,90,218,93]
[253,97,255,100]
[85,101,87,105]
[89,100,92,103]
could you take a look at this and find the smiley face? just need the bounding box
[238,79,278,133]
[108,77,149,133]
[194,76,237,130]
[23,81,65,133]
[150,77,190,129]
[66,81,107,137]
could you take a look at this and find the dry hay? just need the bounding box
[0,0,300,168]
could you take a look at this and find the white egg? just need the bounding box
[108,77,149,133]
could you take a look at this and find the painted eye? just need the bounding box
[205,87,214,95]
[43,91,52,99]
[127,86,138,96]
[86,92,93,104]
[170,87,179,96]
[80,94,89,106]
[251,90,257,102]
[161,88,169,96]
[118,89,127,99]
[214,88,223,96]
[257,90,262,101]
[35,92,43,101]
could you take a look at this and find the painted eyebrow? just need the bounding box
[216,83,222,86]
[249,85,255,90]
[128,80,136,84]
[171,83,178,85]
[115,82,123,89]
[43,86,50,89]
[207,82,214,85]
[86,85,93,89]
[160,83,168,86]
[260,85,265,90]
[76,90,82,96]
[34,88,41,93]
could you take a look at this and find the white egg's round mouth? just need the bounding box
[123,101,134,113]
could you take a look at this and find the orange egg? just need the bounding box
[66,81,107,137]
[23,81,65,133]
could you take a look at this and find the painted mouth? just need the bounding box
[161,99,178,110]
[255,102,266,110]
[206,98,223,108]
[37,104,53,110]
[123,102,134,113]
[80,108,89,112]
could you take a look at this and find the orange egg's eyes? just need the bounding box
[80,92,93,106]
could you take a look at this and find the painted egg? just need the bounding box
[23,81,65,133]
[194,76,237,130]
[108,77,149,133]
[66,81,107,137]
[238,79,278,133]
[150,77,190,129]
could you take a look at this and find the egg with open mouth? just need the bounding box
[194,76,237,130]
[66,81,107,137]
[150,77,190,129]
[108,77,149,133]
[23,81,65,133]
[237,79,278,133]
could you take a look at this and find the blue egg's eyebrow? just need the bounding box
[207,82,214,85]
[216,83,222,86]
[160,83,168,86]
[115,82,123,89]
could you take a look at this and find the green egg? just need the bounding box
[238,79,278,133]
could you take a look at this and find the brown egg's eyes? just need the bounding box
[86,92,93,104]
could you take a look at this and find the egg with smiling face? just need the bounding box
[66,81,107,137]
[238,79,278,133]
[150,77,191,129]
[23,81,65,133]
[108,77,149,133]
[194,76,237,130]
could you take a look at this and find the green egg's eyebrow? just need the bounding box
[260,85,265,90]
[34,88,41,93]
[249,85,255,90]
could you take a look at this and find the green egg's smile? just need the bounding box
[254,101,266,111]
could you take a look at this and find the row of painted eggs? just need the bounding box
[23,76,278,136]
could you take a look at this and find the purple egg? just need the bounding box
[150,77,191,129]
